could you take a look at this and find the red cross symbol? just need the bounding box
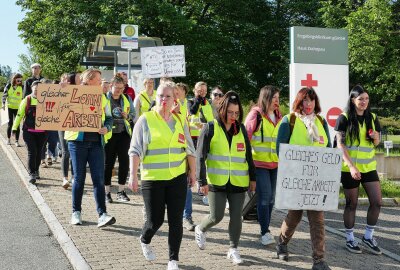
[301,74,318,88]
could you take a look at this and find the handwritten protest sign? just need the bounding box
[35,84,102,132]
[275,144,342,211]
[141,45,186,78]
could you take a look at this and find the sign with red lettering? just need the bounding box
[326,107,342,128]
[35,84,102,132]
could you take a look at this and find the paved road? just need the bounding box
[0,148,72,270]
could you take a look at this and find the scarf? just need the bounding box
[295,112,320,143]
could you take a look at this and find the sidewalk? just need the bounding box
[1,126,399,270]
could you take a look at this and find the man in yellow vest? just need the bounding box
[2,73,24,146]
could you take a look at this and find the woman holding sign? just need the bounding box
[335,85,382,255]
[275,87,331,270]
[128,81,196,270]
[245,85,282,246]
[12,80,48,184]
[194,91,256,265]
[65,68,116,228]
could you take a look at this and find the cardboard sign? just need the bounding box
[275,144,342,211]
[35,84,102,132]
[141,45,186,78]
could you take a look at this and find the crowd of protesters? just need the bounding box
[2,63,384,270]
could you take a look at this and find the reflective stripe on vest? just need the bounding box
[139,90,156,116]
[250,115,280,163]
[206,120,249,187]
[7,85,23,109]
[289,115,328,147]
[341,113,376,173]
[189,102,213,137]
[141,111,187,180]
[104,94,132,142]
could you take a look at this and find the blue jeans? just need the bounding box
[183,186,192,219]
[68,141,106,216]
[41,131,59,159]
[256,167,278,236]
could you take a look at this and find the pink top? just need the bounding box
[244,106,282,169]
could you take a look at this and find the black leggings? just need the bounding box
[7,108,20,140]
[141,173,187,261]
[23,130,48,175]
[104,131,130,186]
[343,181,382,228]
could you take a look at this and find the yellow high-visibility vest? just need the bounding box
[251,115,281,163]
[289,115,328,147]
[138,90,156,116]
[188,101,213,137]
[141,111,187,180]
[7,85,23,109]
[341,113,377,173]
[104,94,132,142]
[206,120,249,187]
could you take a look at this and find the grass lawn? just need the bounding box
[385,134,400,144]
[339,179,400,199]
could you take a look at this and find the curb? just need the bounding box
[276,209,400,263]
[338,198,399,207]
[0,133,91,270]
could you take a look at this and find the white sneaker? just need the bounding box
[15,141,21,147]
[6,139,11,145]
[227,248,243,264]
[97,213,116,228]
[140,237,156,261]
[71,211,82,225]
[260,232,275,246]
[167,260,179,270]
[195,225,206,250]
[62,178,70,189]
[202,196,209,205]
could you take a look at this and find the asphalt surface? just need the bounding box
[0,148,72,270]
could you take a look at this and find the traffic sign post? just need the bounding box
[326,107,343,128]
[384,141,393,156]
[121,24,139,78]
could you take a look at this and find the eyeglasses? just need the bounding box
[212,92,223,98]
[158,94,172,99]
[227,110,240,116]
[16,80,22,83]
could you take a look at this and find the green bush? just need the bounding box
[339,179,400,198]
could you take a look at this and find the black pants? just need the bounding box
[141,173,187,261]
[7,108,20,140]
[23,130,48,175]
[104,131,130,186]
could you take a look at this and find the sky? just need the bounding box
[0,1,29,73]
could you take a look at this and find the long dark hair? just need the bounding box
[257,85,280,115]
[217,90,243,124]
[345,84,373,145]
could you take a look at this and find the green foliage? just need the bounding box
[379,116,400,135]
[339,179,400,198]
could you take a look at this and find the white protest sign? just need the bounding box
[1,104,9,126]
[140,45,186,78]
[275,144,342,211]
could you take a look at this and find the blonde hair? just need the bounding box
[193,81,207,92]
[81,68,102,85]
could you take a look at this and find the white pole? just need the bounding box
[128,49,132,80]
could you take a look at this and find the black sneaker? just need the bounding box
[346,240,362,254]
[276,243,289,261]
[29,175,36,184]
[116,191,130,202]
[312,261,331,270]
[106,192,113,203]
[362,237,382,255]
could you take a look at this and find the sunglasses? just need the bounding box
[212,92,223,98]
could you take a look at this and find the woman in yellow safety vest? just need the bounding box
[275,87,331,270]
[128,81,196,270]
[104,73,135,203]
[334,85,382,255]
[12,80,48,184]
[133,78,156,122]
[245,85,282,246]
[66,68,116,229]
[2,73,24,146]
[194,91,256,265]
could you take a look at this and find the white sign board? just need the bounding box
[121,24,138,49]
[140,45,186,78]
[384,141,393,149]
[1,105,9,125]
[275,144,342,211]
